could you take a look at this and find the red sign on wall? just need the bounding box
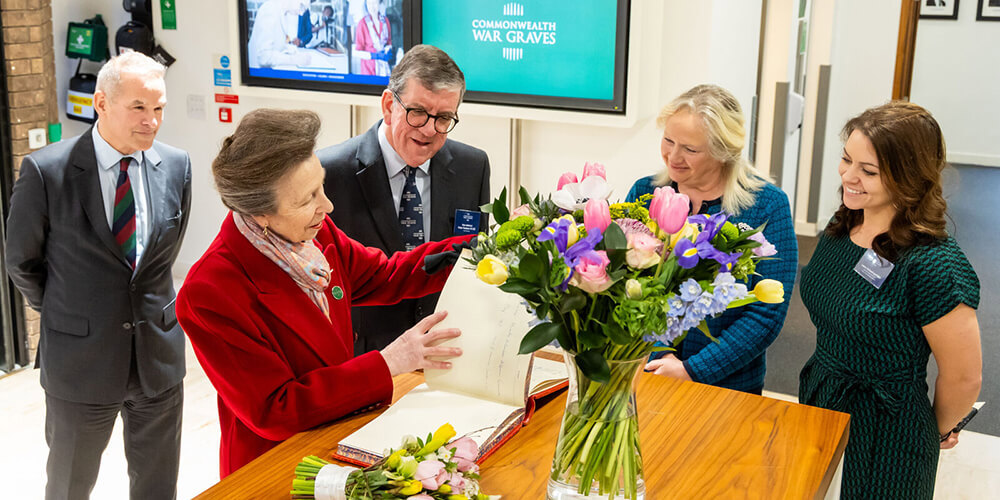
[219,107,232,123]
[215,93,239,104]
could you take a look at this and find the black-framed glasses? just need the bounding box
[391,91,459,134]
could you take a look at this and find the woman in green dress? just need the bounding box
[798,101,982,499]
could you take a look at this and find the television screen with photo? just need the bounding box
[239,0,414,95]
[413,0,630,113]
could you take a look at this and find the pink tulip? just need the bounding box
[582,161,607,180]
[556,172,579,190]
[443,471,466,491]
[626,232,663,269]
[571,251,613,293]
[407,495,434,500]
[584,198,611,234]
[414,460,446,490]
[449,436,479,472]
[648,186,690,234]
[510,203,531,218]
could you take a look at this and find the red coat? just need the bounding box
[177,213,463,477]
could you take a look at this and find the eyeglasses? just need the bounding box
[390,91,459,134]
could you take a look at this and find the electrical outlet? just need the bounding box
[28,128,47,149]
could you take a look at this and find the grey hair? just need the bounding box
[95,51,166,101]
[654,84,767,215]
[387,44,465,101]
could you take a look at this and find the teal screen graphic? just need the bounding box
[421,1,619,101]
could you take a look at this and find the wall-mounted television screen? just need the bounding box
[238,0,630,114]
[412,0,629,114]
[239,0,415,95]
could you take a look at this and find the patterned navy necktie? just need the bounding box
[398,166,424,251]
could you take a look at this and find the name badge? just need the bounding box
[453,209,481,236]
[854,248,894,289]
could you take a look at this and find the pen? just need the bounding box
[940,402,985,442]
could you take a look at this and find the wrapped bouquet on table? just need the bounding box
[291,423,499,500]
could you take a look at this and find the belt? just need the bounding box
[811,349,920,417]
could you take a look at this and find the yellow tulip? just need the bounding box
[438,484,452,493]
[448,495,469,500]
[398,479,423,496]
[561,214,580,247]
[753,279,784,304]
[385,448,405,469]
[668,222,699,251]
[475,255,509,286]
[416,423,457,456]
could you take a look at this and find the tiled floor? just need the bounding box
[0,341,221,499]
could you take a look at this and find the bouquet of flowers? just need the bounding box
[468,162,784,498]
[290,423,498,500]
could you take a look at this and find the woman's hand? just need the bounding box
[644,353,692,381]
[940,431,960,450]
[381,310,462,376]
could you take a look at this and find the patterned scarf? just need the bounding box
[234,212,331,321]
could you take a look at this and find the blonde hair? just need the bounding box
[654,84,766,215]
[95,51,166,101]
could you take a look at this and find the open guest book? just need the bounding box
[334,251,569,467]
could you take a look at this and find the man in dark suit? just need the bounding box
[5,52,191,499]
[319,44,490,355]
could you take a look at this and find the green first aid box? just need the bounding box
[65,21,107,62]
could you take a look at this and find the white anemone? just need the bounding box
[551,175,613,211]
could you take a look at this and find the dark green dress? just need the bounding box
[798,232,979,499]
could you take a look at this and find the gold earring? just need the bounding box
[263,224,269,237]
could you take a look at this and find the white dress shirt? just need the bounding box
[378,120,431,243]
[93,122,150,271]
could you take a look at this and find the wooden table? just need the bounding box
[196,371,849,499]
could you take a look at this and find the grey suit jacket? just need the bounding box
[318,121,490,354]
[5,128,192,404]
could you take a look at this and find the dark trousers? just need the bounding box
[43,351,183,500]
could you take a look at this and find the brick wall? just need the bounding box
[3,0,56,362]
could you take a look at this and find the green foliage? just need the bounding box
[575,349,611,383]
[519,322,563,354]
[608,199,650,223]
[492,187,509,224]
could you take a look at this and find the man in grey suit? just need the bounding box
[319,44,490,355]
[5,52,191,499]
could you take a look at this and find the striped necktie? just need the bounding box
[113,157,137,269]
[398,166,425,251]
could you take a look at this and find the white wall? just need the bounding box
[755,0,795,181]
[911,6,1000,168]
[49,0,763,276]
[813,0,901,229]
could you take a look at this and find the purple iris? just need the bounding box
[688,212,729,241]
[714,251,743,273]
[674,236,726,269]
[537,218,603,290]
[674,212,741,270]
[537,218,572,253]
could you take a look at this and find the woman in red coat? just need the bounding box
[176,109,465,477]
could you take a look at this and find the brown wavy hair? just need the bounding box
[826,101,948,261]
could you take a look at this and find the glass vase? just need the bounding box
[547,353,645,500]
